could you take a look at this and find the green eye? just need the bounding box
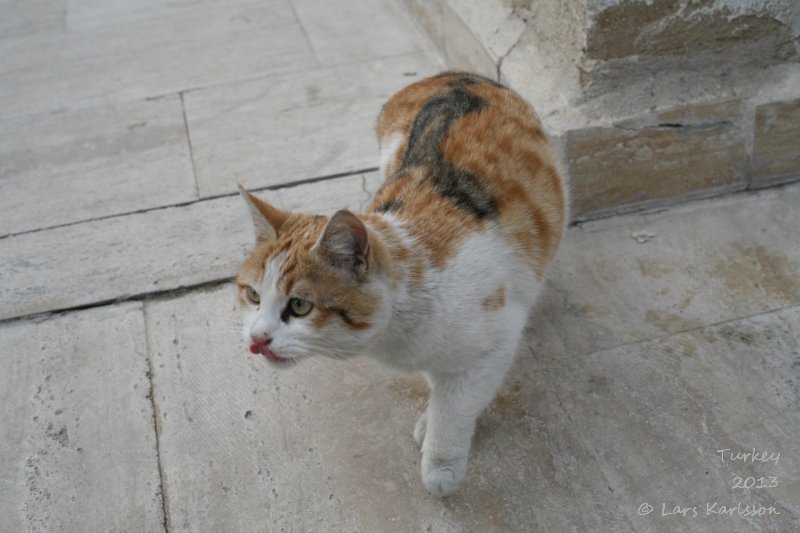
[245,287,260,305]
[288,297,313,317]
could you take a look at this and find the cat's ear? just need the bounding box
[238,184,289,244]
[314,210,370,276]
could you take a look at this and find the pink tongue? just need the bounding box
[249,343,282,363]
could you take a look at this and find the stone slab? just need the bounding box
[752,97,800,185]
[525,306,800,532]
[0,172,383,321]
[533,182,800,360]
[0,95,195,236]
[145,285,631,532]
[183,54,439,197]
[66,0,295,33]
[0,2,316,119]
[0,303,163,531]
[292,0,427,65]
[0,0,64,40]
[566,101,749,218]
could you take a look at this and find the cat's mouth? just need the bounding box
[249,343,286,363]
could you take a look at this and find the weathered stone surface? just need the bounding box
[0,0,63,40]
[525,306,800,533]
[439,0,497,79]
[292,0,427,65]
[0,173,382,321]
[145,286,630,532]
[0,1,316,119]
[585,0,798,62]
[0,95,195,236]
[0,303,163,531]
[66,0,295,33]
[567,101,748,218]
[534,182,800,359]
[183,55,438,197]
[752,97,800,185]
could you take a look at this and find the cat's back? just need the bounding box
[370,71,567,280]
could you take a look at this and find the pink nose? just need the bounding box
[251,332,272,344]
[249,333,272,354]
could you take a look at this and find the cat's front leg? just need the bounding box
[420,359,512,496]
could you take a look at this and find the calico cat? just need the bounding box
[236,71,568,496]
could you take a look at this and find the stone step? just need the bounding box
[0,172,383,321]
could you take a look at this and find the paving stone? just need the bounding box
[0,2,316,119]
[0,95,195,236]
[752,97,800,185]
[0,0,64,40]
[145,286,631,531]
[526,306,800,532]
[66,0,295,33]
[292,0,427,65]
[532,183,800,359]
[0,303,163,531]
[183,54,439,197]
[0,172,382,321]
[567,101,748,218]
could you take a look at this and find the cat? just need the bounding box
[236,71,568,496]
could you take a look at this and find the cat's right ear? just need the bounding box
[238,184,289,244]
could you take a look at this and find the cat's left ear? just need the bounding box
[314,210,370,276]
[238,184,289,244]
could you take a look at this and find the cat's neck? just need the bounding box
[360,212,434,365]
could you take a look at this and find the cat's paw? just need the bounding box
[421,453,467,497]
[413,411,428,448]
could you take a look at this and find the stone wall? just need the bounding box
[403,0,800,220]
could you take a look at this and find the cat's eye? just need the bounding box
[288,297,313,317]
[245,287,260,305]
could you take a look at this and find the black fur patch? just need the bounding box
[375,199,404,213]
[394,85,498,220]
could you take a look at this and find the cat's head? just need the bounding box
[236,186,389,364]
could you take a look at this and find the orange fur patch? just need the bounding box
[372,71,567,279]
[482,287,506,311]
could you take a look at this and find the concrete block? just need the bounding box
[0,173,383,321]
[752,97,800,185]
[0,303,163,531]
[0,95,195,236]
[183,55,438,197]
[292,0,426,65]
[567,101,748,218]
[0,3,316,119]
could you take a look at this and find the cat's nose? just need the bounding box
[250,332,272,345]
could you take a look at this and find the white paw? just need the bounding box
[421,454,467,497]
[413,411,428,448]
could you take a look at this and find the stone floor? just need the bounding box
[1,1,798,532]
